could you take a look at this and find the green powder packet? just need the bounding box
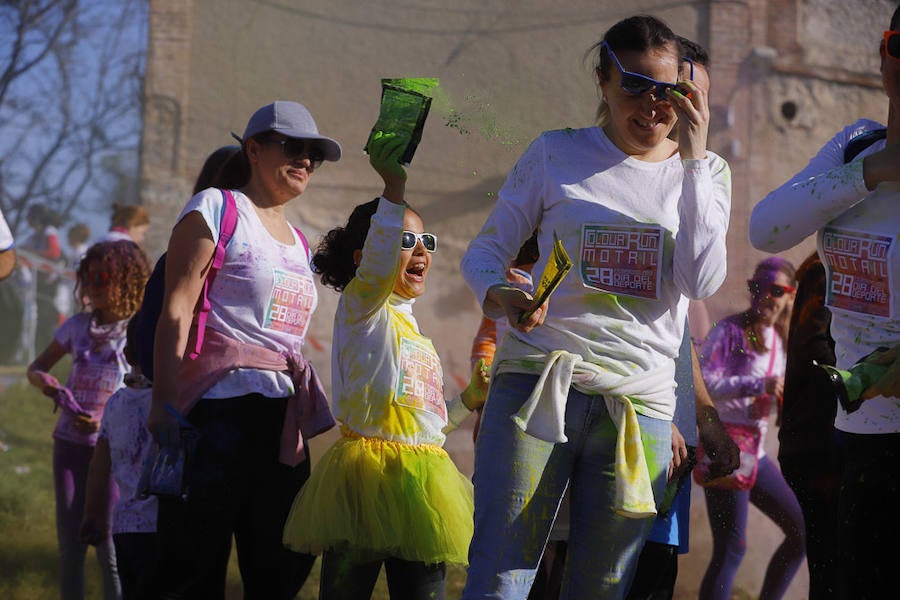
[365,78,439,166]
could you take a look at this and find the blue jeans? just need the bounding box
[462,373,672,600]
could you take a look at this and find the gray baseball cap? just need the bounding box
[232,100,342,162]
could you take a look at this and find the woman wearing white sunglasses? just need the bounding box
[750,5,900,597]
[460,14,731,599]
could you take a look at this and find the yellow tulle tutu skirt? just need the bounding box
[282,429,474,566]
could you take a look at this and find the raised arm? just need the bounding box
[750,121,889,252]
[341,132,409,320]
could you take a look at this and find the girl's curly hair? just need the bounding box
[312,198,381,292]
[76,240,151,319]
[312,198,419,292]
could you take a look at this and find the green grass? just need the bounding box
[0,365,466,599]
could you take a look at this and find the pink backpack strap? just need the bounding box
[291,225,310,259]
[189,189,238,360]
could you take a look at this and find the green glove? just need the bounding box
[819,354,890,414]
[368,130,409,183]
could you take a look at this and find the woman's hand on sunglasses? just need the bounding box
[368,130,409,203]
[667,80,710,160]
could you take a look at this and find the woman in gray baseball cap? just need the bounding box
[149,100,340,599]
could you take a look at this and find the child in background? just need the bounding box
[59,223,92,318]
[67,223,92,271]
[27,239,151,600]
[469,230,538,442]
[21,204,66,352]
[100,204,150,246]
[81,315,157,600]
[283,131,489,599]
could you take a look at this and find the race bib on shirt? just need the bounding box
[264,267,316,337]
[822,227,893,318]
[394,337,447,421]
[580,224,663,300]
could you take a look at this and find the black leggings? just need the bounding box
[154,394,315,600]
[319,550,446,600]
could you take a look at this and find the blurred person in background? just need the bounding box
[67,223,92,270]
[0,206,15,280]
[192,145,240,195]
[20,204,67,353]
[101,203,150,246]
[28,239,151,600]
[0,207,21,364]
[777,251,840,599]
[697,257,805,600]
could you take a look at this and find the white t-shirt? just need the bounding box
[176,188,317,399]
[0,209,13,251]
[98,385,157,534]
[461,126,732,418]
[98,230,132,243]
[751,119,900,434]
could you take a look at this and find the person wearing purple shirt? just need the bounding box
[27,240,150,600]
[697,257,806,600]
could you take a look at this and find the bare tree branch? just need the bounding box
[0,0,146,237]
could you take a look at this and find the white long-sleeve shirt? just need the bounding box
[461,126,731,418]
[751,119,900,434]
[331,198,470,446]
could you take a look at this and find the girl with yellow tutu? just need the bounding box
[282,131,488,599]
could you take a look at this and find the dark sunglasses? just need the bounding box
[747,280,795,298]
[262,137,325,169]
[601,40,693,97]
[885,31,900,61]
[401,231,437,253]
